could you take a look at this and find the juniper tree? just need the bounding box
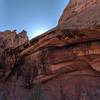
[28,80,46,100]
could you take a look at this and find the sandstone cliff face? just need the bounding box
[0,30,29,60]
[0,30,28,49]
[59,0,100,29]
[0,0,100,100]
[0,30,29,81]
[0,30,28,58]
[0,28,99,100]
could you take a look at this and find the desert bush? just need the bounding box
[2,93,8,100]
[28,80,46,100]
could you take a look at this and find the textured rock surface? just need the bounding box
[59,0,100,29]
[0,30,29,81]
[0,29,99,100]
[0,30,28,48]
[0,30,28,58]
[0,0,100,100]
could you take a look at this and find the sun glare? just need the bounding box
[32,28,47,38]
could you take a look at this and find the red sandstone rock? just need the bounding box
[0,0,100,100]
[0,30,29,81]
[59,0,100,29]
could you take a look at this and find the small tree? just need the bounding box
[59,81,66,100]
[28,80,46,100]
[3,94,8,100]
[40,48,50,75]
[0,63,3,69]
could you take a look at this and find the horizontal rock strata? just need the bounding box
[0,0,100,100]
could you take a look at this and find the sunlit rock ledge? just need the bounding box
[19,28,100,75]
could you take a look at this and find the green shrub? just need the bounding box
[28,80,46,100]
[0,63,3,69]
[3,94,8,100]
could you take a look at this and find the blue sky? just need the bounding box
[0,0,69,39]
